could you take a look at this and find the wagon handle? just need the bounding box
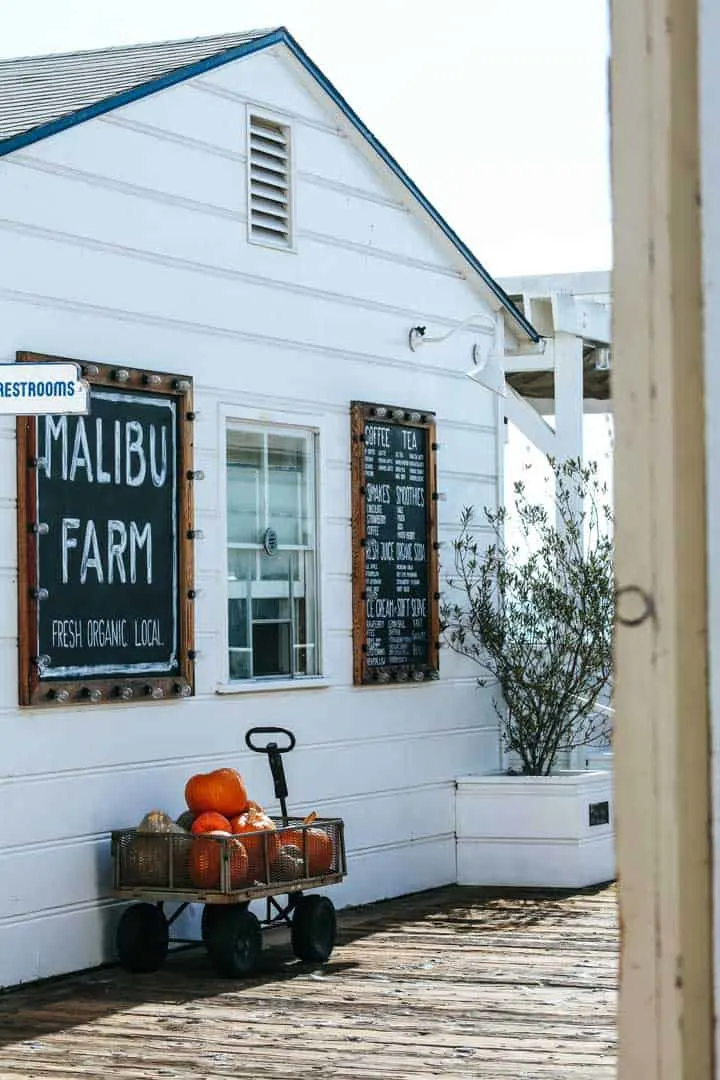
[245,727,296,824]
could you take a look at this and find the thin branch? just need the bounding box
[441,456,614,775]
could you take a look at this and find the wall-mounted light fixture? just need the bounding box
[408,310,495,353]
[408,313,504,394]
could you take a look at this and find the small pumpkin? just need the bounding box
[275,826,335,876]
[137,809,180,833]
[189,831,249,890]
[184,768,249,818]
[127,811,187,886]
[191,811,232,834]
[270,843,304,882]
[230,806,277,883]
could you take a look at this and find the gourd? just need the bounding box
[184,768,249,818]
[270,843,305,882]
[137,810,180,834]
[274,825,334,876]
[303,828,335,875]
[189,831,249,890]
[230,806,277,883]
[191,811,232,834]
[127,810,186,886]
[230,806,275,834]
[188,810,248,889]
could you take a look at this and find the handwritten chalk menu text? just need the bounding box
[351,402,439,685]
[17,355,195,707]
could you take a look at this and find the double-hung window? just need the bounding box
[226,424,319,681]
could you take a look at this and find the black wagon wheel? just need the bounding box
[116,903,169,973]
[201,904,220,945]
[201,901,249,944]
[206,907,262,977]
[291,895,337,963]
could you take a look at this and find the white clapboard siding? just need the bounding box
[0,42,510,987]
[0,168,471,318]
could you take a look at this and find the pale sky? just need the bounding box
[1,0,612,279]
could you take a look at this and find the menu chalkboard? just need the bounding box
[17,355,195,707]
[351,402,439,685]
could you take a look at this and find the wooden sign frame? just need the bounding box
[16,352,196,707]
[351,400,440,686]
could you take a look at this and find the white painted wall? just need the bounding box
[699,3,720,1072]
[0,44,512,986]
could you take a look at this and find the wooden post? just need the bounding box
[612,0,713,1076]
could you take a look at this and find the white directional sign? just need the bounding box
[0,362,89,415]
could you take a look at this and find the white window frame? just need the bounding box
[246,105,296,253]
[217,405,327,694]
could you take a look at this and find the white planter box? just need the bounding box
[455,771,615,888]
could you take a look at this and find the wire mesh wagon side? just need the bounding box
[112,817,346,903]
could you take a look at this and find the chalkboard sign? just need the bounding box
[351,401,439,685]
[17,354,196,707]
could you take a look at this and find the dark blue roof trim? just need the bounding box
[0,27,538,341]
[0,30,286,157]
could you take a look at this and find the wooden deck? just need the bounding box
[0,884,618,1079]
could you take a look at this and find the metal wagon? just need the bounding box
[111,727,347,977]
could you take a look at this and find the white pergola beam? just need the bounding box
[551,293,611,344]
[504,339,556,374]
[529,396,613,416]
[503,386,558,459]
[553,331,585,462]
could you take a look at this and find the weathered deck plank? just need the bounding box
[0,884,617,1079]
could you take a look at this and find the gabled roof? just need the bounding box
[0,27,539,342]
[0,29,272,142]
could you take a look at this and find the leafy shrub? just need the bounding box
[442,457,614,776]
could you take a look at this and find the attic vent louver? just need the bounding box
[248,114,292,248]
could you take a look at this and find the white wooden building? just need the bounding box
[0,28,539,987]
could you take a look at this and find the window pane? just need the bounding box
[259,549,292,582]
[227,429,263,544]
[253,622,292,676]
[294,644,315,676]
[229,650,252,680]
[253,598,291,621]
[294,551,317,675]
[228,548,256,585]
[268,433,312,546]
[228,598,249,649]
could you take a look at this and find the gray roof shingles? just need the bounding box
[0,29,275,142]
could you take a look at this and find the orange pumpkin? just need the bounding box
[189,831,249,889]
[230,806,277,883]
[275,826,334,876]
[184,768,249,818]
[191,811,232,834]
